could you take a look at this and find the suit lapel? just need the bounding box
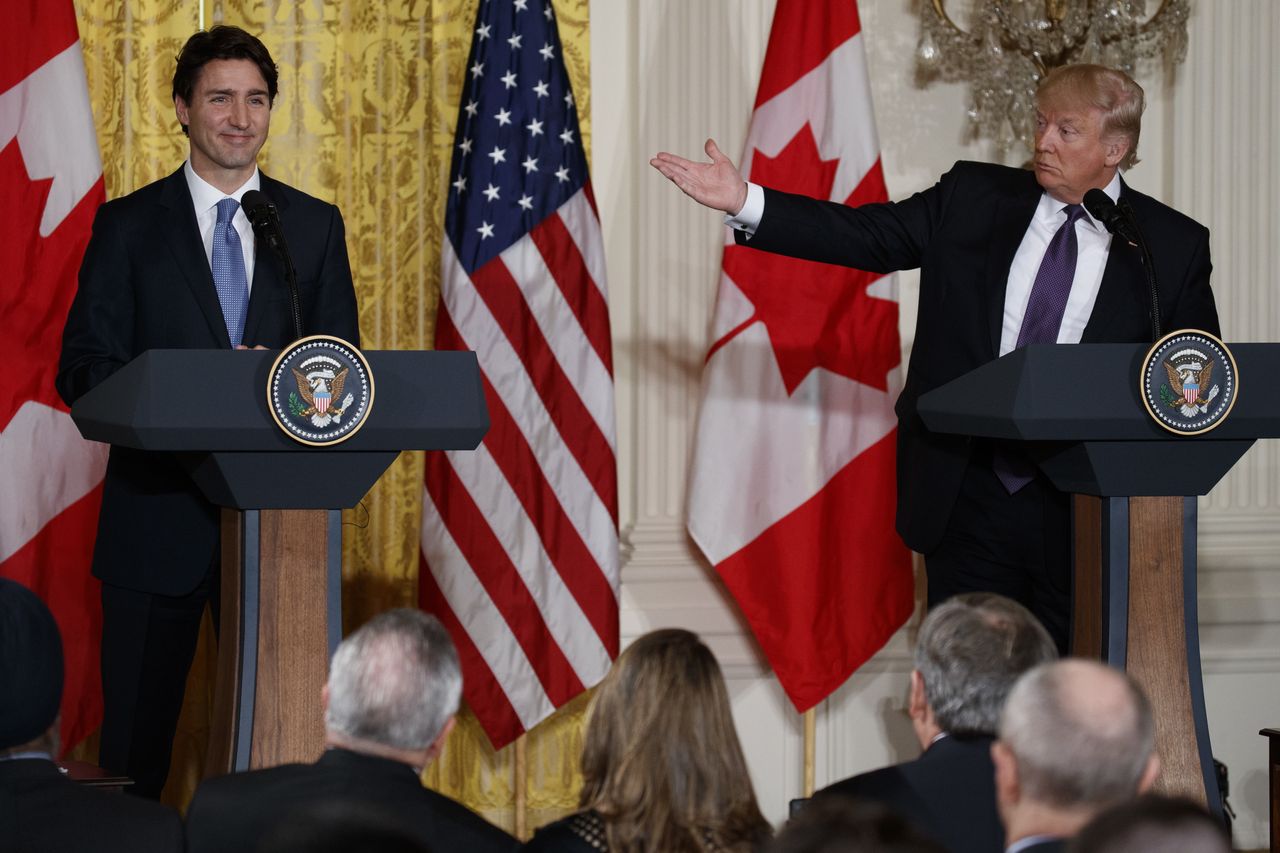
[158,168,232,347]
[242,173,293,345]
[1081,179,1147,342]
[983,177,1041,357]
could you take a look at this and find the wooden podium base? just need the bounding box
[1071,495,1219,811]
[207,508,342,774]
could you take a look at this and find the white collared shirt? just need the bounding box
[999,171,1121,356]
[725,171,1124,358]
[1006,834,1061,853]
[184,161,259,295]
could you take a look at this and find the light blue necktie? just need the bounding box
[212,197,249,347]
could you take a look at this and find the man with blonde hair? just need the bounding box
[652,64,1219,648]
[993,660,1161,852]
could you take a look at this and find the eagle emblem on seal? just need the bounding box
[292,366,353,427]
[1159,349,1219,417]
[1140,331,1236,435]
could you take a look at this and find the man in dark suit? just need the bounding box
[56,25,359,797]
[651,65,1219,650]
[813,593,1057,853]
[0,578,183,852]
[993,660,1159,852]
[185,609,517,853]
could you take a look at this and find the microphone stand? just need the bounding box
[277,240,304,344]
[1118,197,1161,341]
[242,193,304,343]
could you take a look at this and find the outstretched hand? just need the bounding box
[650,139,748,215]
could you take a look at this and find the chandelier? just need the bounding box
[916,0,1191,156]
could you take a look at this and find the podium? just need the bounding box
[919,342,1280,810]
[71,349,488,774]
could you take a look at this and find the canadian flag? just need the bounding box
[686,0,913,711]
[0,1,108,750]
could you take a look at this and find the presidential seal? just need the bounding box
[267,335,374,446]
[1139,329,1238,436]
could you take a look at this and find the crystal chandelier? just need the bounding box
[916,0,1190,156]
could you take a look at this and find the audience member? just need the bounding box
[256,801,434,853]
[522,628,773,853]
[993,660,1160,852]
[770,796,945,853]
[185,609,516,853]
[0,577,183,852]
[812,593,1057,853]
[1068,794,1229,853]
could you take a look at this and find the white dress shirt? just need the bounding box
[183,161,260,295]
[725,171,1123,357]
[999,172,1120,355]
[1006,834,1062,853]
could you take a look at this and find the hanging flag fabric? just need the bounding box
[421,0,619,749]
[0,0,108,751]
[686,0,914,713]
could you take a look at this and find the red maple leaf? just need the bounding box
[718,123,900,394]
[0,138,104,426]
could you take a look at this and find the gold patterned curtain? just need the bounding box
[71,0,592,834]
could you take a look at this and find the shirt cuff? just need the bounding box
[723,182,764,236]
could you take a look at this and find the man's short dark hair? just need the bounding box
[172,25,279,123]
[0,578,64,753]
[1068,794,1229,853]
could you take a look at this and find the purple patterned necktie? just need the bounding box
[995,203,1085,493]
[1017,203,1085,347]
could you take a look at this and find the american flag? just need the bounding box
[419,0,619,749]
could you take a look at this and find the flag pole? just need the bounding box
[514,733,528,839]
[803,707,816,797]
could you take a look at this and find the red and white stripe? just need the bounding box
[421,187,618,748]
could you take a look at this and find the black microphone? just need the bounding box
[1083,188,1161,340]
[1082,188,1140,247]
[241,189,303,342]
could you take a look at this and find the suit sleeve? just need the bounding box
[736,164,961,274]
[306,204,361,346]
[184,781,233,853]
[56,203,136,404]
[1164,223,1219,337]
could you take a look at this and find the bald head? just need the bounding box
[998,660,1157,810]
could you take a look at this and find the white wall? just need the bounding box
[591,0,1280,846]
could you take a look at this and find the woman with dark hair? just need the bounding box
[523,629,772,853]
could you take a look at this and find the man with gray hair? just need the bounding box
[185,609,516,853]
[994,660,1161,853]
[813,593,1057,853]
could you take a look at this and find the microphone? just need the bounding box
[1083,188,1161,340]
[1082,188,1140,247]
[241,189,303,342]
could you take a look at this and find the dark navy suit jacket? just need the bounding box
[741,162,1219,554]
[185,748,517,853]
[814,733,1004,853]
[57,167,360,596]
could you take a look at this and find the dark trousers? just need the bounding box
[99,555,218,799]
[924,445,1072,653]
